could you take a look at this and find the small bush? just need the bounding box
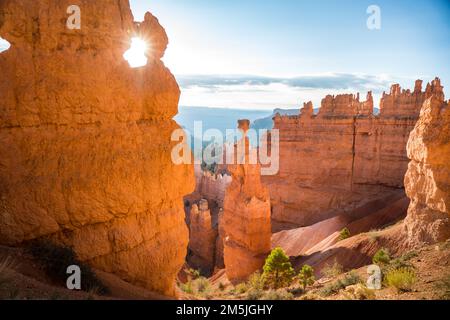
[320,281,345,297]
[344,284,376,300]
[248,271,265,291]
[180,280,194,294]
[195,277,211,293]
[218,282,226,291]
[321,259,344,278]
[341,271,362,287]
[297,265,315,290]
[181,277,212,297]
[373,248,391,265]
[385,268,416,292]
[338,228,351,241]
[235,282,248,294]
[263,247,295,289]
[319,271,361,297]
[246,288,264,300]
[401,251,418,261]
[186,268,201,280]
[27,240,109,295]
[261,289,293,300]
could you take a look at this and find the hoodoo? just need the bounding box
[404,95,450,246]
[188,200,218,274]
[0,0,194,296]
[222,120,272,282]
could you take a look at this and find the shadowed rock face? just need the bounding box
[188,200,218,275]
[404,96,450,245]
[0,0,194,296]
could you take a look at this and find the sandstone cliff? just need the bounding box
[265,78,444,231]
[223,120,272,282]
[0,0,194,296]
[277,89,448,275]
[404,96,450,245]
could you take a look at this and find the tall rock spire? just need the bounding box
[222,120,272,282]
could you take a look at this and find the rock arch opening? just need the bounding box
[123,37,149,68]
[0,38,11,53]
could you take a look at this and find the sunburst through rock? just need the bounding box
[123,37,149,68]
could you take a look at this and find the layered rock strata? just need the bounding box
[0,0,194,296]
[265,79,445,231]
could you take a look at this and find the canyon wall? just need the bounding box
[264,79,445,231]
[0,0,194,296]
[192,165,232,208]
[404,96,450,246]
[223,121,272,282]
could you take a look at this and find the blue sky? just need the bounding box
[2,1,448,110]
[129,0,449,109]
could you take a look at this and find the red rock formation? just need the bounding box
[403,96,450,245]
[183,165,231,272]
[223,120,272,282]
[265,79,444,231]
[188,200,217,274]
[0,0,194,296]
[191,165,232,208]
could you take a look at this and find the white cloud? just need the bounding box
[176,73,415,110]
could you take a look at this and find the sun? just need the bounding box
[123,37,149,68]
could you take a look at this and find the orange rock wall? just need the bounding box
[265,79,445,230]
[404,96,450,245]
[0,0,194,296]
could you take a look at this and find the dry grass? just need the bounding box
[0,256,16,283]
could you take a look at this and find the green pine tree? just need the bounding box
[338,227,351,241]
[297,264,315,291]
[262,247,295,289]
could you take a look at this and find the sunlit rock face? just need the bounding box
[223,120,272,283]
[404,96,450,246]
[264,79,445,232]
[0,0,194,296]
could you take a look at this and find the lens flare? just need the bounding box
[123,37,148,68]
